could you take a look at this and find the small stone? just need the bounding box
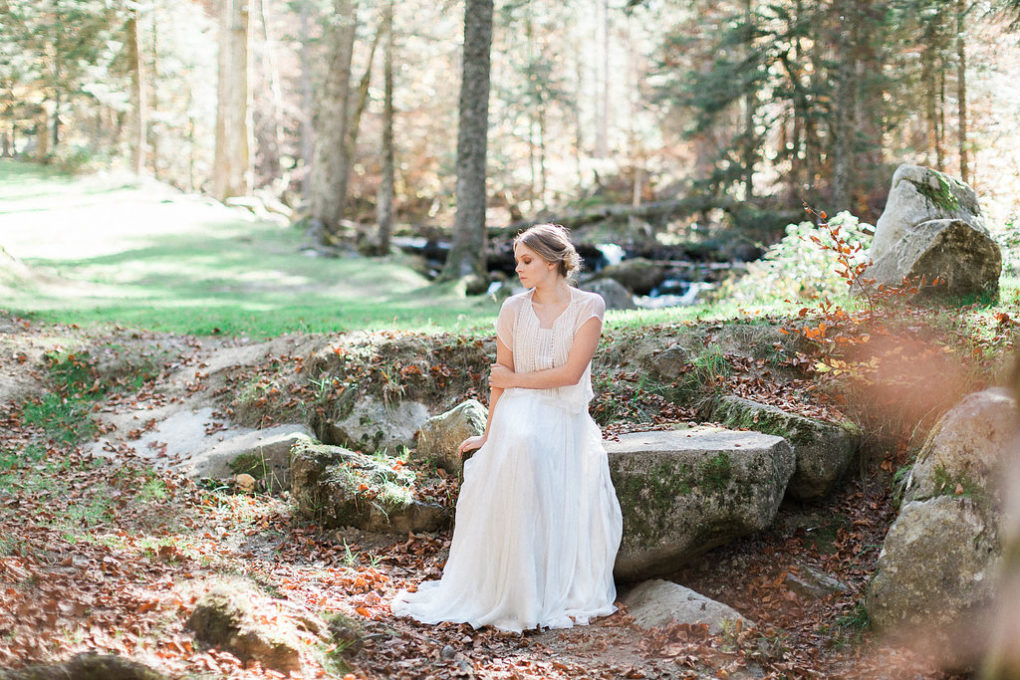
[440,644,457,660]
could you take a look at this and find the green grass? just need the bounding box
[3,158,1018,340]
[0,159,498,337]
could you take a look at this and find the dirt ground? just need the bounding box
[0,312,973,679]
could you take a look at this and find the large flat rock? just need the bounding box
[606,427,794,581]
[622,579,751,633]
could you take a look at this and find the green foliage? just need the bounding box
[22,393,98,444]
[724,212,875,305]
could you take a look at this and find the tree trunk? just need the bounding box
[343,24,382,166]
[213,0,253,201]
[150,15,160,178]
[595,0,609,158]
[572,40,584,188]
[254,0,284,187]
[299,0,315,199]
[956,0,969,183]
[937,62,946,172]
[832,0,858,211]
[36,105,49,160]
[742,0,755,201]
[441,0,493,283]
[51,85,60,150]
[375,0,395,255]
[126,8,146,175]
[922,37,938,169]
[310,0,357,233]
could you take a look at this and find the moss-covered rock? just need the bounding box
[865,496,999,662]
[707,395,859,501]
[904,388,1017,506]
[0,654,168,680]
[290,440,450,533]
[323,395,429,454]
[869,164,986,263]
[415,399,487,474]
[188,586,306,674]
[866,388,1017,666]
[606,426,794,580]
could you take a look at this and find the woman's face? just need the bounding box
[514,242,558,289]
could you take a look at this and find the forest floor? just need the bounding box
[2,161,1017,678]
[0,312,979,680]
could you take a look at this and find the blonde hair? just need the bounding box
[513,224,582,280]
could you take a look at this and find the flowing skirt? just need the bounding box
[391,390,623,632]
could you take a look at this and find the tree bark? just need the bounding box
[126,7,146,175]
[310,0,357,232]
[441,0,494,283]
[375,0,395,255]
[742,0,755,201]
[595,0,609,158]
[150,16,160,178]
[254,0,284,187]
[832,0,858,211]
[956,0,969,183]
[213,0,253,201]
[299,0,315,199]
[343,23,382,166]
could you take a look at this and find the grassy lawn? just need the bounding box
[0,160,502,337]
[2,159,1016,340]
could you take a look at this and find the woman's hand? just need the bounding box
[488,363,516,389]
[458,434,486,456]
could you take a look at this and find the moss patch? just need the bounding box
[907,171,961,212]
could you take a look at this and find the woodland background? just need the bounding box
[3,0,1020,257]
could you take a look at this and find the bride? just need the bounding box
[391,223,623,633]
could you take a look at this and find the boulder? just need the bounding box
[784,564,848,599]
[904,388,1018,505]
[866,388,1017,662]
[326,396,429,454]
[290,440,449,533]
[606,427,795,580]
[622,579,752,633]
[0,654,168,680]
[580,278,637,310]
[183,424,314,492]
[865,496,999,647]
[862,218,1001,300]
[595,258,666,295]
[188,585,315,674]
[707,395,858,501]
[869,164,986,262]
[640,344,691,382]
[415,399,488,474]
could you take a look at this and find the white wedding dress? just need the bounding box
[391,287,623,632]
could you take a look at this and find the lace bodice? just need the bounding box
[495,287,605,413]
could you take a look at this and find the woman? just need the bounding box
[391,224,623,632]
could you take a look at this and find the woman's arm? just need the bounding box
[489,316,601,390]
[458,336,514,454]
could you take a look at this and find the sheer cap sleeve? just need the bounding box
[495,296,519,350]
[574,291,606,332]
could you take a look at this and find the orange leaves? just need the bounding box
[801,322,828,340]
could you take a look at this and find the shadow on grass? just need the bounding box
[0,159,504,336]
